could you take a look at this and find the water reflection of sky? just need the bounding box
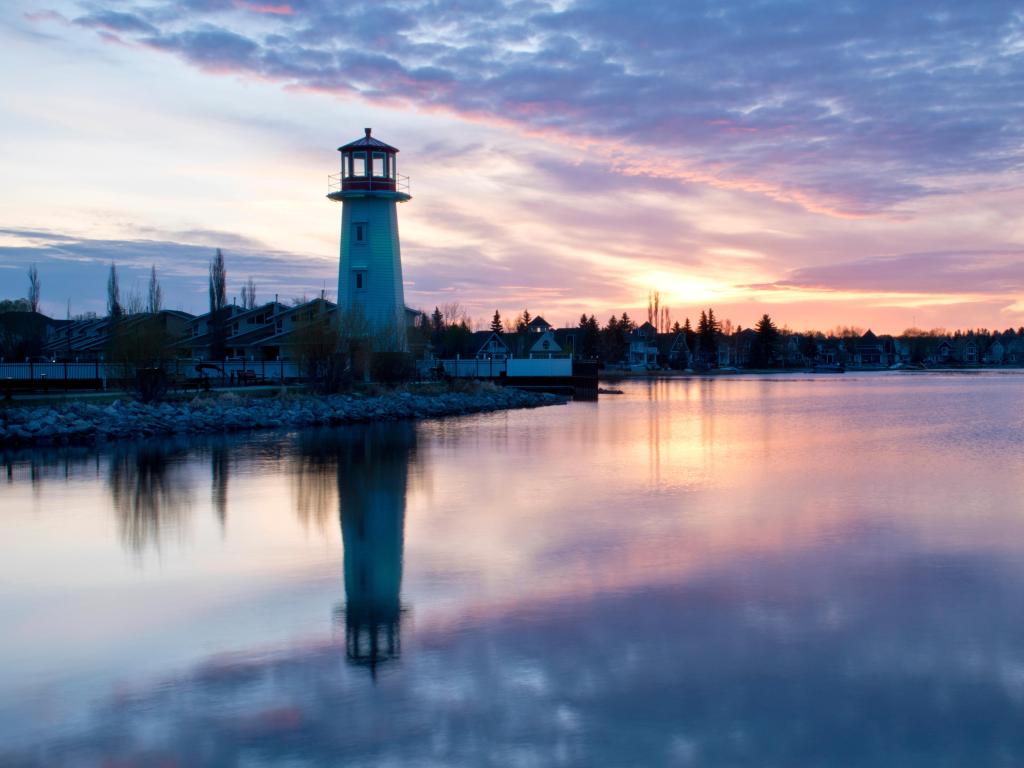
[3,374,1024,765]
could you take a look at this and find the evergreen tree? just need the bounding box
[751,313,779,368]
[600,315,621,362]
[490,310,503,334]
[579,313,600,358]
[697,309,719,365]
[586,315,600,358]
[516,309,531,333]
[671,320,682,334]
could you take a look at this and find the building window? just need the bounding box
[389,156,396,179]
[353,222,367,244]
[372,152,386,177]
[352,152,366,177]
[354,271,366,290]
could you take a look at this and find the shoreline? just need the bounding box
[599,366,1024,381]
[0,385,567,449]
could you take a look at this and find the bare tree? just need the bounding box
[126,286,145,315]
[241,277,256,310]
[27,264,40,313]
[441,302,470,328]
[147,265,163,314]
[107,263,122,319]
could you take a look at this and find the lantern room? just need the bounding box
[329,127,410,198]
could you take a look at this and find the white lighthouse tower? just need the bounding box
[328,128,411,345]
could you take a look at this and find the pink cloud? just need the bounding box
[233,0,294,15]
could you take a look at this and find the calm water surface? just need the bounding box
[3,373,1024,766]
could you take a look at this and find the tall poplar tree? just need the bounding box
[209,249,228,360]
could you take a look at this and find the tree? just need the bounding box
[799,333,818,362]
[27,264,40,313]
[515,309,532,333]
[648,290,659,327]
[209,249,227,314]
[241,277,257,310]
[208,249,228,360]
[490,310,503,334]
[125,286,145,315]
[147,265,163,314]
[107,314,174,402]
[750,313,779,368]
[441,302,470,329]
[695,309,720,366]
[292,301,348,391]
[578,313,599,359]
[0,298,30,313]
[107,263,122,319]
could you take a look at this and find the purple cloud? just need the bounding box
[765,249,1024,295]
[46,0,1024,216]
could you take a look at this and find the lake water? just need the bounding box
[3,373,1024,766]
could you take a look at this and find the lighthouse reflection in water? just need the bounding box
[301,422,411,675]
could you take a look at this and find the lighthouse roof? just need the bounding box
[338,128,399,153]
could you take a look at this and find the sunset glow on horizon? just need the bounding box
[2,0,1023,333]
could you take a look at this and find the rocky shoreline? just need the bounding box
[0,387,567,448]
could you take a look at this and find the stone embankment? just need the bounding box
[0,387,566,447]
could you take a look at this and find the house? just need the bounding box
[659,332,690,369]
[983,339,1004,365]
[526,330,563,358]
[525,316,552,334]
[851,330,886,368]
[41,310,193,362]
[553,327,587,360]
[252,298,337,361]
[2,310,68,361]
[628,322,659,368]
[470,331,510,359]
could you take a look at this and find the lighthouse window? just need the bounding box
[353,222,367,244]
[354,271,366,290]
[352,152,367,176]
[389,156,396,179]
[372,152,386,177]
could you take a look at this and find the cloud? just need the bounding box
[74,10,157,34]
[46,0,1024,216]
[767,249,1024,296]
[0,227,333,316]
[9,538,1024,765]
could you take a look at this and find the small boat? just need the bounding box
[813,363,845,373]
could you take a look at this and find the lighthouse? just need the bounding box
[328,128,411,345]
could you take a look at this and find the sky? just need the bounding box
[1,0,1023,333]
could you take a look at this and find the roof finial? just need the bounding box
[365,127,372,138]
